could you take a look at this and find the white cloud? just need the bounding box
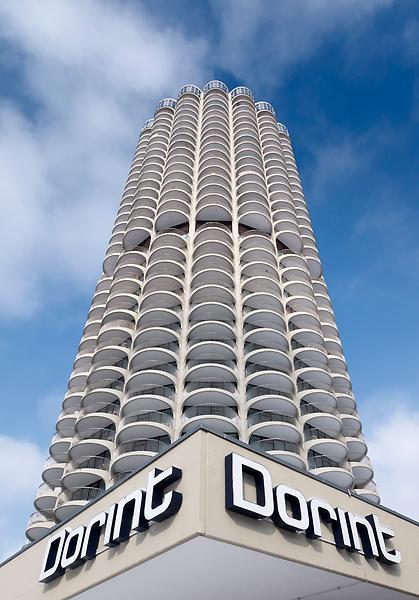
[363,390,419,520]
[0,435,45,561]
[0,0,210,318]
[211,0,393,87]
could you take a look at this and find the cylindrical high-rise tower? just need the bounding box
[26,81,379,543]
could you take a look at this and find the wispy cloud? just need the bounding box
[0,0,210,319]
[0,435,45,560]
[211,0,394,87]
[363,389,419,519]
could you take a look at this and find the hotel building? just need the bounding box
[28,80,378,541]
[2,82,417,600]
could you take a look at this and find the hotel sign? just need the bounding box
[39,466,182,583]
[39,453,400,584]
[225,453,401,565]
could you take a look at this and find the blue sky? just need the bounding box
[0,0,419,559]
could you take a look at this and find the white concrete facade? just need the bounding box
[26,81,378,544]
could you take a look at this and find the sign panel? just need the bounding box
[225,453,401,566]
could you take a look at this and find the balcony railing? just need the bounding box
[308,451,344,470]
[80,403,120,417]
[247,384,294,401]
[125,385,175,400]
[247,411,296,427]
[121,411,173,426]
[116,438,170,455]
[72,455,111,471]
[186,381,236,393]
[304,427,333,442]
[183,405,237,419]
[27,511,49,527]
[74,428,116,442]
[250,439,300,453]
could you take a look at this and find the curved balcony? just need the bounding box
[117,411,173,443]
[274,222,303,254]
[105,292,138,313]
[332,372,352,394]
[123,384,175,414]
[242,275,281,297]
[92,341,129,366]
[70,425,116,461]
[42,457,65,487]
[109,277,141,298]
[296,369,333,401]
[243,309,286,333]
[351,456,374,488]
[193,239,233,260]
[245,365,294,399]
[196,196,232,222]
[184,381,237,407]
[328,355,347,375]
[283,280,314,300]
[189,302,235,323]
[191,268,234,290]
[246,383,296,411]
[103,249,121,276]
[204,80,229,93]
[149,245,185,266]
[62,389,83,412]
[194,223,232,245]
[303,248,322,278]
[242,291,283,314]
[56,409,79,436]
[155,204,190,232]
[245,348,292,375]
[321,322,339,340]
[137,307,180,330]
[150,230,187,252]
[187,340,236,362]
[304,426,348,470]
[298,386,337,415]
[186,359,236,383]
[341,413,362,437]
[111,437,170,474]
[240,261,279,282]
[287,310,321,333]
[250,437,305,469]
[61,454,111,489]
[34,483,59,514]
[49,433,71,462]
[130,345,178,370]
[353,481,380,504]
[181,404,238,434]
[238,206,272,233]
[307,450,354,489]
[247,410,300,442]
[25,512,53,542]
[126,360,177,393]
[140,290,182,313]
[67,370,88,392]
[133,325,179,351]
[97,319,134,349]
[345,436,368,462]
[241,252,277,276]
[188,320,235,344]
[123,217,153,251]
[142,276,183,300]
[244,325,289,353]
[54,485,105,522]
[146,259,185,279]
[285,294,317,315]
[190,285,234,307]
[336,393,356,415]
